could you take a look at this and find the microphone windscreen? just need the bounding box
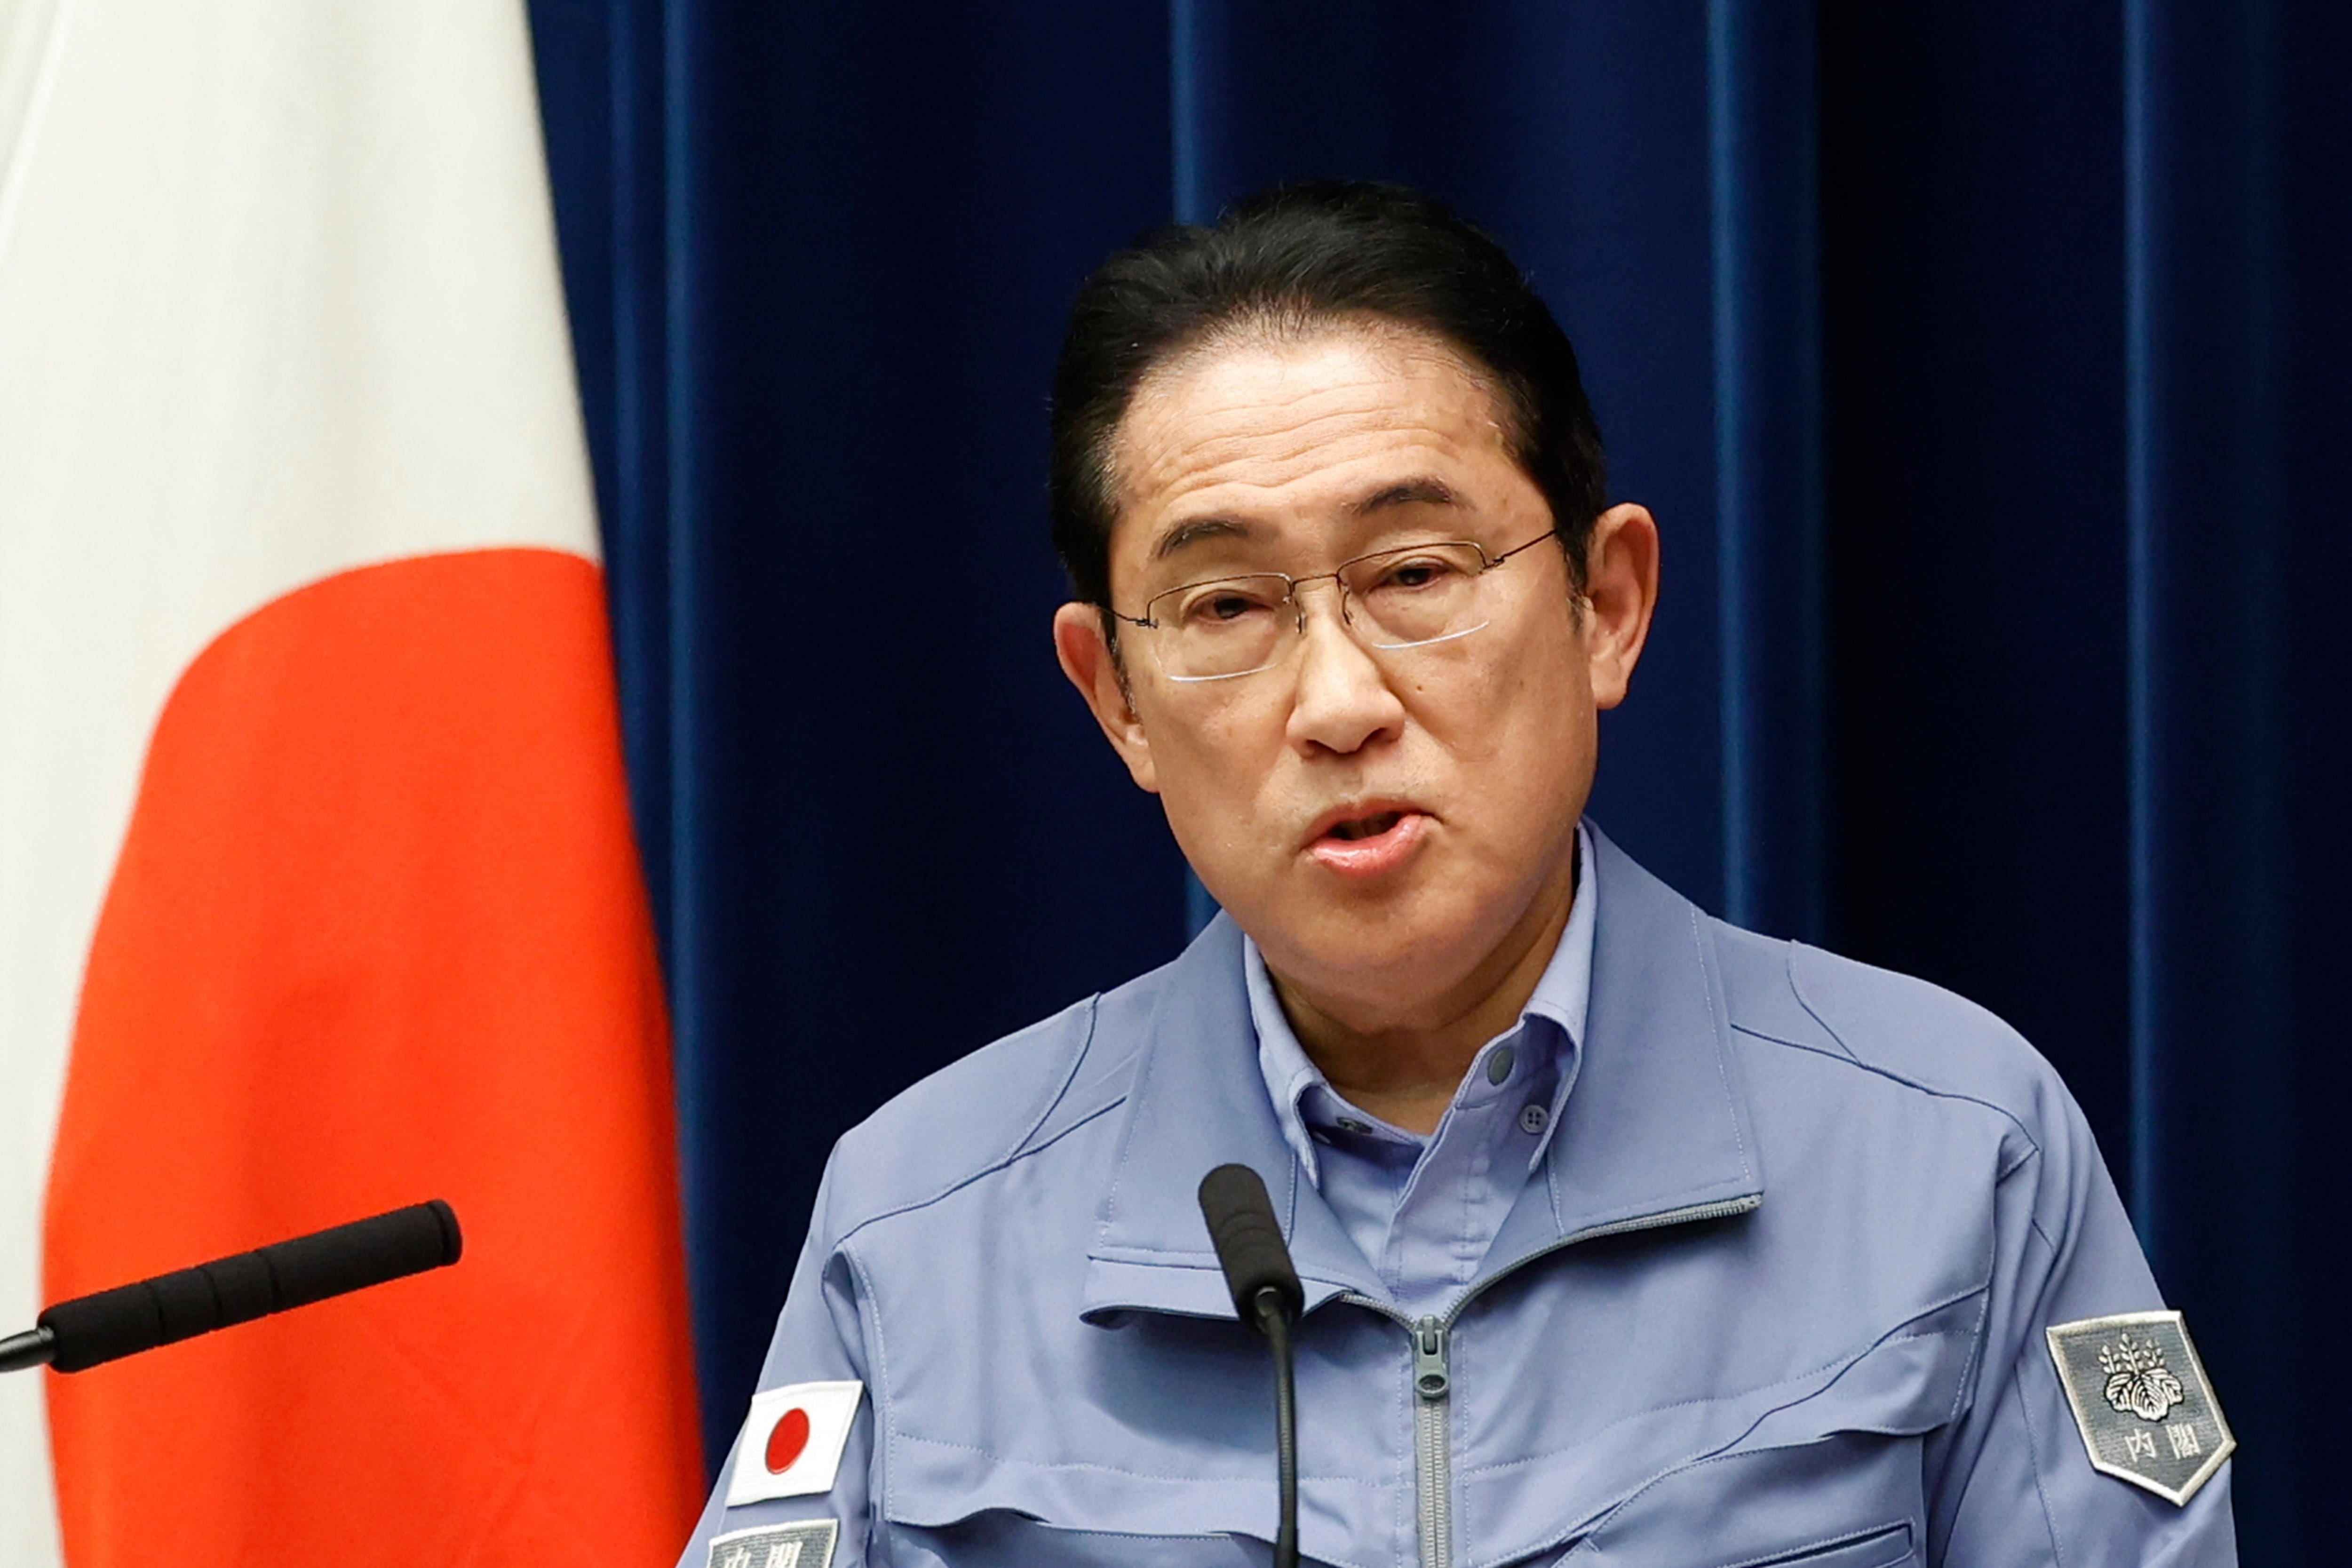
[40,1200,462,1373]
[1197,1163,1304,1325]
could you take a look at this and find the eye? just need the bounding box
[1172,581,1284,629]
[1367,553,1465,592]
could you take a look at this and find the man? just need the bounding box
[678,184,2235,1567]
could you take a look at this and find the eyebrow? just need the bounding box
[1349,477,1464,516]
[1150,516,1257,561]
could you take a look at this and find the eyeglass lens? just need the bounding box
[1145,541,1502,682]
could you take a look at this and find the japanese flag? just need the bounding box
[726,1382,865,1505]
[0,0,701,1562]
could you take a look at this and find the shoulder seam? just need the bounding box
[833,995,1104,1246]
[839,1093,1128,1254]
[1774,939,1861,1062]
[1780,957,2046,1166]
[1731,1019,2037,1138]
[1010,994,1108,1159]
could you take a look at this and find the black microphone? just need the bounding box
[1198,1164,1303,1568]
[0,1199,462,1376]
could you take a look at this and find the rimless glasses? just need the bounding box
[1108,532,1565,683]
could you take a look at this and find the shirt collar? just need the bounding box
[1246,820,1598,1184]
[1082,821,1760,1323]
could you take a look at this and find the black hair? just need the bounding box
[1048,180,1607,613]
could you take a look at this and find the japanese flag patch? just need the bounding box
[2046,1310,2234,1505]
[707,1521,836,1568]
[724,1380,864,1506]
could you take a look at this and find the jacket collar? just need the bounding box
[1081,824,1763,1323]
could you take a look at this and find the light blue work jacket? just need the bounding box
[680,828,2236,1567]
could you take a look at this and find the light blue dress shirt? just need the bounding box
[1245,823,1596,1317]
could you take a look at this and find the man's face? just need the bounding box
[1054,325,1655,1027]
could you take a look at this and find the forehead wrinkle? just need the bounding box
[1118,386,1488,518]
[1128,370,1430,462]
[1115,329,1503,490]
[1148,473,1465,565]
[1128,435,1474,539]
[1132,409,1457,499]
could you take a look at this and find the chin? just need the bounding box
[1266,884,1492,995]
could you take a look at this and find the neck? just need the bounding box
[1269,841,1579,1136]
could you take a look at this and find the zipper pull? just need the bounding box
[1413,1316,1450,1401]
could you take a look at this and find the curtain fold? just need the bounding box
[2126,0,2350,1554]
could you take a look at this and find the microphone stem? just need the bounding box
[1258,1290,1299,1568]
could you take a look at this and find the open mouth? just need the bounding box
[1306,805,1428,877]
[1325,811,1405,842]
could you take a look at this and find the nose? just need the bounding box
[1284,580,1406,757]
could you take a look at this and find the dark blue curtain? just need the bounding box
[526,4,2347,1560]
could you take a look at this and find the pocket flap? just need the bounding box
[884,1433,1389,1568]
[1465,1294,1977,1564]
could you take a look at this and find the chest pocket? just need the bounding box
[873,1438,1371,1568]
[1505,1309,1973,1568]
[1550,1433,1921,1568]
[879,1514,1273,1568]
[1745,1525,1915,1568]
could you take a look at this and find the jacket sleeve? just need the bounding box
[675,1160,880,1568]
[1929,1082,2236,1567]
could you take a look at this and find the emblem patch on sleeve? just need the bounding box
[723,1380,864,1506]
[2046,1310,2234,1505]
[707,1521,837,1568]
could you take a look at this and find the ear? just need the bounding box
[1053,601,1160,793]
[1582,502,1660,710]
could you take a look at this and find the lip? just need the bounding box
[1303,801,1431,880]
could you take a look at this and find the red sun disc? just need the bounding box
[764,1407,811,1474]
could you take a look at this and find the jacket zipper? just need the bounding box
[1345,1194,1760,1568]
[1412,1317,1452,1568]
